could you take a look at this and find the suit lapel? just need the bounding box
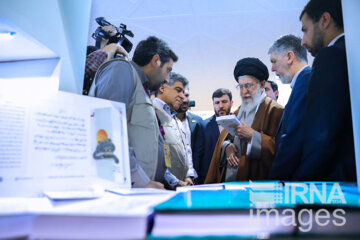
[275,66,311,139]
[187,113,196,132]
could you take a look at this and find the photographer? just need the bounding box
[83,23,130,95]
[98,25,116,48]
[94,36,178,189]
[83,43,129,95]
[83,18,133,95]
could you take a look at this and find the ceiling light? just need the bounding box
[0,31,16,40]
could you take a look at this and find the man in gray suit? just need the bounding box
[95,36,178,188]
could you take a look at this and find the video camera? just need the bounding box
[92,17,134,53]
[189,100,195,108]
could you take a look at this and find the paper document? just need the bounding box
[106,187,174,196]
[44,190,104,200]
[216,115,242,136]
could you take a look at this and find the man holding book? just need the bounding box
[205,58,283,183]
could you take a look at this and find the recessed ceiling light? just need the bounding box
[0,31,16,40]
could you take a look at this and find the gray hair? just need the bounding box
[268,34,308,63]
[168,72,189,89]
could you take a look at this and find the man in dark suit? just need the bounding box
[267,34,311,180]
[274,0,356,181]
[264,80,279,101]
[176,88,203,181]
[193,88,233,184]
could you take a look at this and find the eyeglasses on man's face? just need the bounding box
[235,83,255,90]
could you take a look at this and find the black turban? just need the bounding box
[233,57,269,82]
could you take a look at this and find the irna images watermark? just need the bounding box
[248,181,347,232]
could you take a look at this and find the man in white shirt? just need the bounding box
[153,72,197,188]
[175,88,202,183]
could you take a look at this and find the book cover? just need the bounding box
[151,182,360,238]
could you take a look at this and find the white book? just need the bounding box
[0,90,131,197]
[0,192,175,240]
[216,115,242,136]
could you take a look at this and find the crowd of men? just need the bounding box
[85,0,356,189]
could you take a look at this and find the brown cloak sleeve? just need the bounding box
[205,97,283,183]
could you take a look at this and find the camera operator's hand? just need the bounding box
[103,43,129,60]
[102,25,116,36]
[100,25,117,48]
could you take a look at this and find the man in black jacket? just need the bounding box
[281,0,356,181]
[193,88,233,184]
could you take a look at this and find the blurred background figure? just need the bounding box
[264,80,279,101]
[176,88,202,185]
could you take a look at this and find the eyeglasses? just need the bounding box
[236,83,255,90]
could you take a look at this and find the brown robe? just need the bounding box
[205,97,284,183]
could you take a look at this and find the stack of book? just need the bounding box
[150,181,360,239]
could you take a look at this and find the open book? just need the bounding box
[0,90,131,197]
[0,89,147,239]
[216,114,242,136]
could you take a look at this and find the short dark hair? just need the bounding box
[300,0,343,29]
[132,36,178,66]
[268,34,308,63]
[212,88,232,101]
[168,72,189,89]
[267,80,278,92]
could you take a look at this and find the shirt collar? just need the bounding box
[179,112,189,122]
[328,33,344,47]
[290,65,309,89]
[153,97,178,117]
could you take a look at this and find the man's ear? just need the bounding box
[287,51,295,65]
[158,85,165,94]
[150,54,161,68]
[230,100,234,107]
[260,80,266,88]
[319,12,331,30]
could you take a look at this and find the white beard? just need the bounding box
[241,85,263,114]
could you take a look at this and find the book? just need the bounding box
[0,192,176,240]
[216,115,242,136]
[0,90,131,197]
[151,189,295,238]
[176,183,246,192]
[150,182,360,238]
